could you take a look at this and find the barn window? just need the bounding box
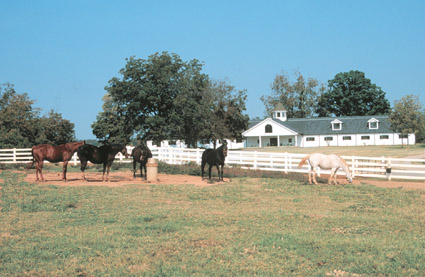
[331,119,342,131]
[265,124,272,133]
[368,118,379,129]
[324,137,333,141]
[399,134,408,139]
[361,136,370,140]
[343,136,352,141]
[306,137,315,142]
[380,135,389,140]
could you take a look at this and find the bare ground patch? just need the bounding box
[13,170,425,190]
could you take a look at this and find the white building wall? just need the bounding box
[337,135,356,147]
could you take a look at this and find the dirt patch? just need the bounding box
[352,178,425,190]
[18,170,425,190]
[23,171,225,187]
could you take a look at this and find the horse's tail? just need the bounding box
[297,155,310,168]
[27,147,35,170]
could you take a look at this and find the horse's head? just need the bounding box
[340,157,353,183]
[121,145,130,158]
[138,148,148,162]
[221,144,228,157]
[346,172,353,183]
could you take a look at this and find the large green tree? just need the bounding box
[389,94,425,145]
[93,53,249,147]
[0,83,76,148]
[261,70,325,118]
[201,80,249,147]
[317,70,391,116]
[37,110,76,145]
[91,93,132,144]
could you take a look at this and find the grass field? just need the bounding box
[1,170,425,275]
[241,143,425,158]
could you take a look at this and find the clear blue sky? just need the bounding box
[1,0,424,140]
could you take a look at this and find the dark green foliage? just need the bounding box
[317,70,391,116]
[389,94,425,143]
[0,83,76,148]
[92,52,249,147]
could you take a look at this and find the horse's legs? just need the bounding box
[208,165,213,180]
[312,167,318,185]
[62,161,68,182]
[215,165,220,181]
[37,161,45,182]
[80,160,87,181]
[133,161,137,178]
[328,172,333,185]
[308,170,312,184]
[102,163,107,181]
[219,165,223,181]
[220,165,224,181]
[35,160,40,181]
[105,164,111,182]
[143,164,147,180]
[201,161,206,179]
[333,169,339,185]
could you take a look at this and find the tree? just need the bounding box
[0,83,76,148]
[93,53,249,148]
[93,52,210,146]
[92,93,133,144]
[200,79,250,147]
[261,70,325,118]
[37,110,76,145]
[317,70,391,117]
[389,94,425,146]
[0,83,39,147]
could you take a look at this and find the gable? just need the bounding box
[243,118,298,137]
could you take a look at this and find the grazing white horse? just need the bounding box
[297,153,353,185]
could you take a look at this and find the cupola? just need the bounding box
[272,103,287,121]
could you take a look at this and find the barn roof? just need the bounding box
[247,115,393,135]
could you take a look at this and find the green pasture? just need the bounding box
[241,143,425,158]
[1,170,425,276]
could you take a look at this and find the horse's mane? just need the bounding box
[338,156,350,168]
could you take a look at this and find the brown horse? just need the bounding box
[29,141,85,182]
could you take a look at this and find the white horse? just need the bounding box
[297,153,353,185]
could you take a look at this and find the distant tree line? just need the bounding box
[2,53,424,149]
[261,70,425,142]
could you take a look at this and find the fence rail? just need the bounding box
[1,147,424,181]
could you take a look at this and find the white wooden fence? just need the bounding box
[1,147,424,181]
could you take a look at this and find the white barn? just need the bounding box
[242,105,415,147]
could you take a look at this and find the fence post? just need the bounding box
[270,153,273,169]
[169,148,173,164]
[13,148,16,163]
[284,152,288,174]
[386,157,392,181]
[351,156,355,178]
[196,149,201,165]
[254,151,257,169]
[73,153,78,166]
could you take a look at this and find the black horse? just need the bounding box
[77,144,129,181]
[201,142,228,181]
[131,144,152,179]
